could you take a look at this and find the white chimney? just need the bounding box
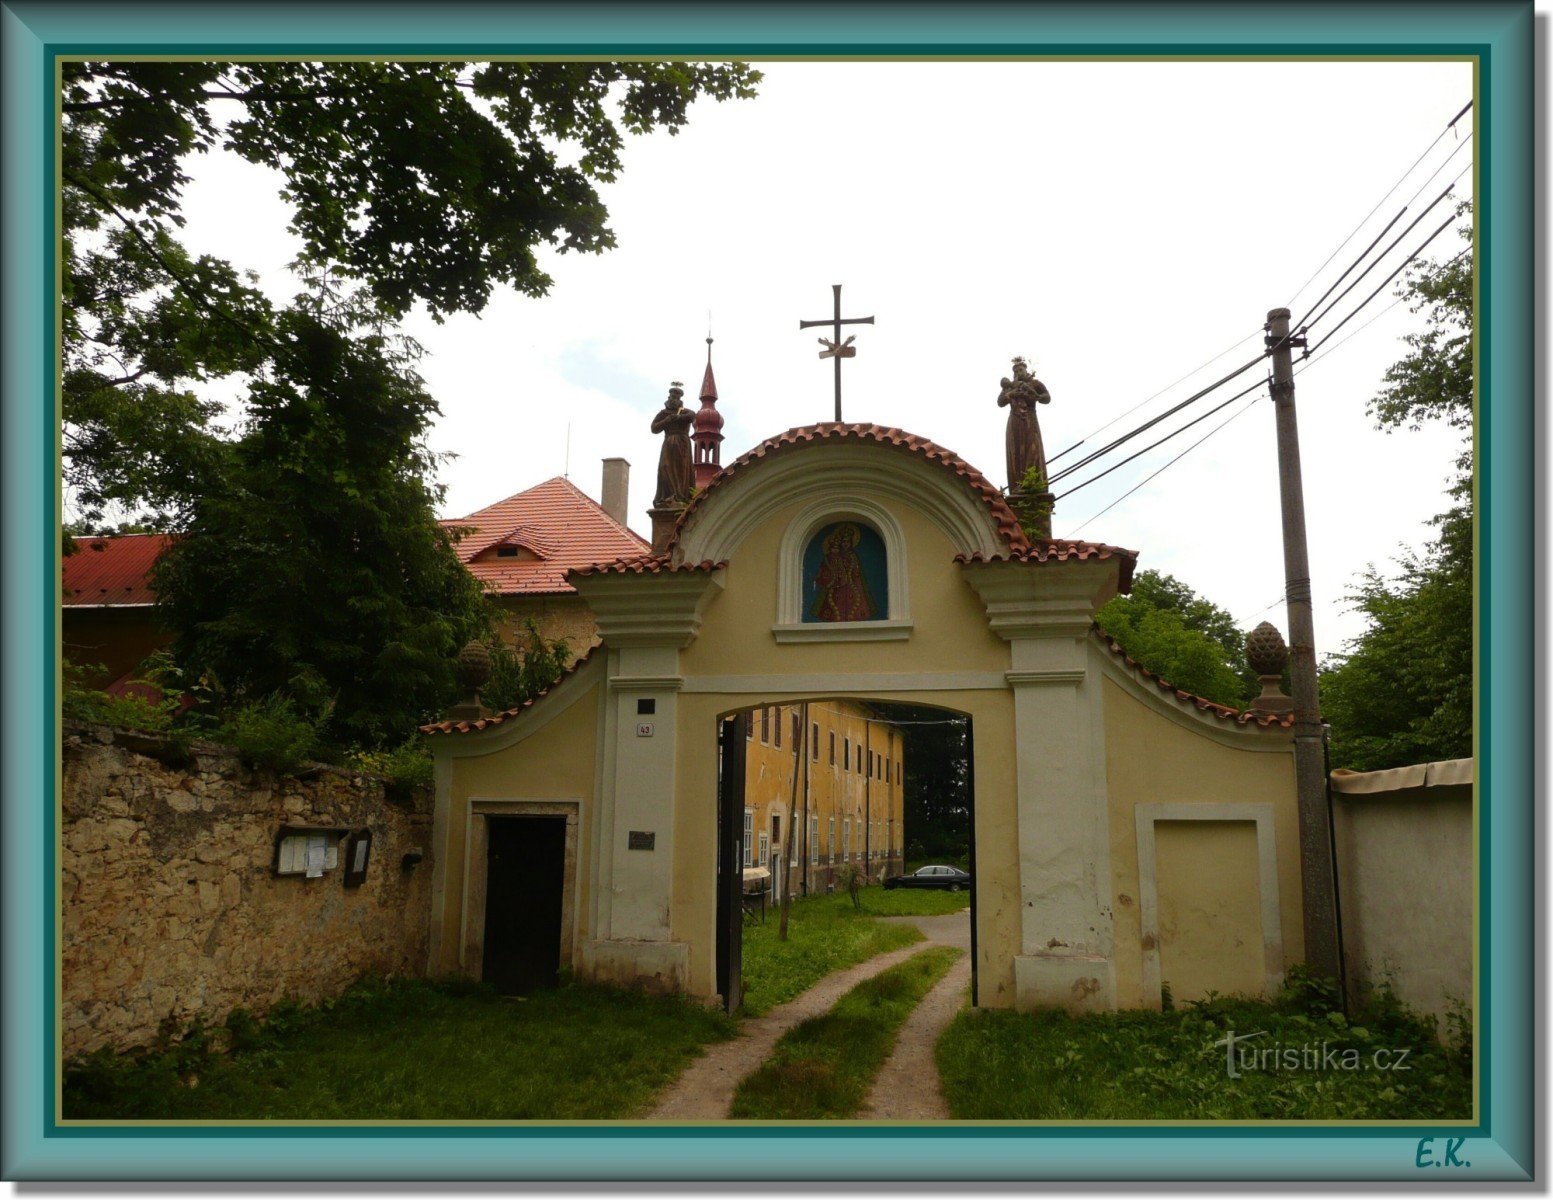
[601,458,630,527]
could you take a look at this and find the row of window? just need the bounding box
[743,809,893,868]
[746,707,901,783]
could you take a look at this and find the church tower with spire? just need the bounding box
[692,336,725,490]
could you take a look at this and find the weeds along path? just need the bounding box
[645,906,971,1121]
[644,941,926,1120]
[858,950,971,1120]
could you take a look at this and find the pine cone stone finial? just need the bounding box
[1245,621,1293,714]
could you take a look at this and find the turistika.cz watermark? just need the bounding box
[1214,1029,1413,1078]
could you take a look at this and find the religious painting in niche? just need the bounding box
[801,520,887,623]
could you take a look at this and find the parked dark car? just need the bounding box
[884,865,971,891]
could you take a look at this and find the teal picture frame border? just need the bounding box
[1,1,1533,1182]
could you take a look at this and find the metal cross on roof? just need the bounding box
[798,283,874,421]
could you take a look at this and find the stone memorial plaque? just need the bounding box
[628,830,656,851]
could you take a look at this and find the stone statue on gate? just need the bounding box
[998,356,1052,493]
[651,382,695,507]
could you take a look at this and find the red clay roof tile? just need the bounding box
[447,477,649,596]
[958,540,1139,593]
[1093,623,1293,729]
[570,556,725,579]
[62,534,172,607]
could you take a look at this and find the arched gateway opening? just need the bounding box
[714,699,975,1013]
[423,422,1302,1016]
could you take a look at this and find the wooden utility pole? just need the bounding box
[778,703,808,941]
[1265,307,1341,984]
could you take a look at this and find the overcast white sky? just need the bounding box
[171,59,1474,656]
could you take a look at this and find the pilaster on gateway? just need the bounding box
[961,555,1121,1012]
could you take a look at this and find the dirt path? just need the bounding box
[644,906,971,1121]
[858,949,970,1120]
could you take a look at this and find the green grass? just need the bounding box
[739,886,967,1016]
[730,945,962,1119]
[64,975,735,1120]
[936,971,1472,1121]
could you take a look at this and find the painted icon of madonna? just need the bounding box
[801,520,888,623]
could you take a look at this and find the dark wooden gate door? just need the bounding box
[716,713,747,1012]
[482,815,567,995]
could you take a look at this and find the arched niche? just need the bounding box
[773,497,910,643]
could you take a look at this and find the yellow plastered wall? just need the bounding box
[435,683,601,975]
[741,701,906,891]
[672,493,1020,1004]
[1102,675,1302,1008]
[673,689,1019,1006]
[1153,820,1264,1002]
[684,499,1011,677]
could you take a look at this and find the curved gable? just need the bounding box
[671,424,1028,564]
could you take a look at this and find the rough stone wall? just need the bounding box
[61,722,433,1058]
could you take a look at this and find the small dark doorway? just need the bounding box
[482,815,567,995]
[716,713,747,1012]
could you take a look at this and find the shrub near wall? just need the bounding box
[61,721,434,1058]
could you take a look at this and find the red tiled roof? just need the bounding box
[958,541,1139,593]
[420,645,601,736]
[62,534,172,607]
[668,423,1031,553]
[446,477,649,596]
[570,556,725,579]
[1093,624,1293,729]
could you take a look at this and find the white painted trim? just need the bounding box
[1005,669,1086,687]
[609,675,684,692]
[593,649,618,941]
[62,602,155,610]
[676,443,1006,564]
[773,496,910,629]
[1134,802,1285,1006]
[771,619,913,644]
[590,664,614,943]
[679,671,1009,694]
[1093,636,1294,752]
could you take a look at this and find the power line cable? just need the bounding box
[1045,103,1470,499]
[1048,354,1266,486]
[1069,242,1467,533]
[1302,164,1470,332]
[1285,99,1471,312]
[1306,212,1461,355]
[1300,248,1469,371]
[1292,132,1473,332]
[1072,390,1269,534]
[1055,373,1270,502]
[1046,327,1263,467]
[1237,595,1289,626]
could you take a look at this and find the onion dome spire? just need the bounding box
[693,334,725,489]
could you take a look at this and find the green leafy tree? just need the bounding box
[890,704,970,863]
[64,60,758,742]
[483,618,572,714]
[62,60,760,523]
[1319,511,1471,771]
[1321,210,1473,771]
[1095,569,1252,707]
[150,297,490,747]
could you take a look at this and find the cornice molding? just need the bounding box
[569,569,727,649]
